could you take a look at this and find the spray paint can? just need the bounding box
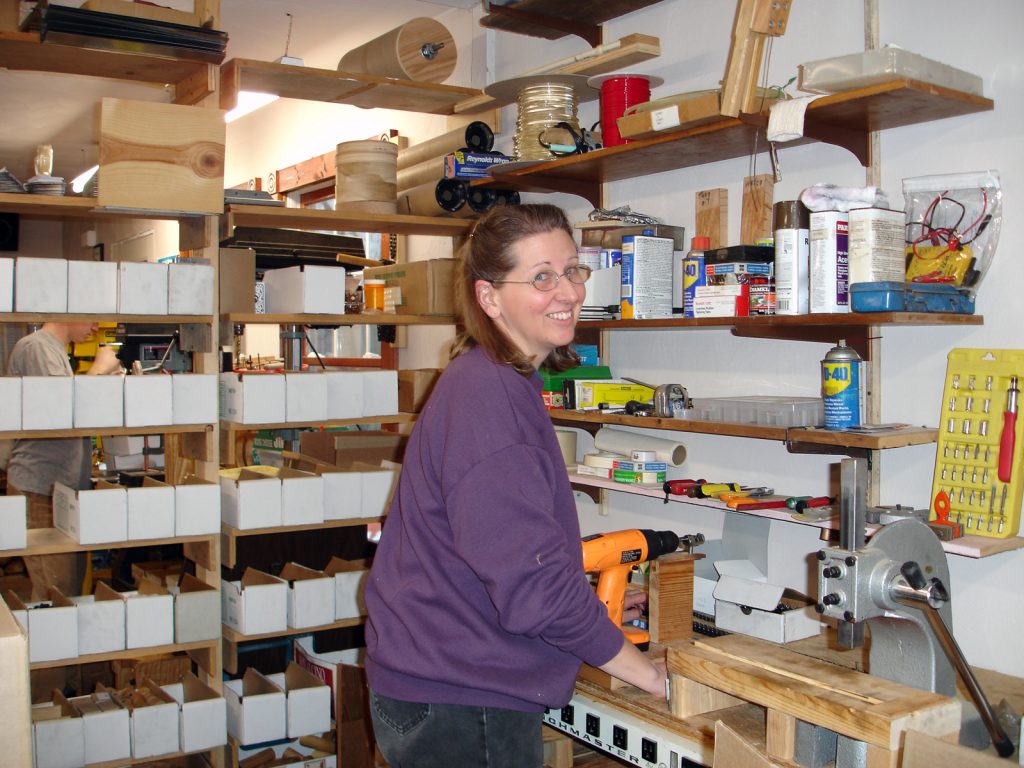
[821,339,865,430]
[773,200,810,315]
[682,236,709,318]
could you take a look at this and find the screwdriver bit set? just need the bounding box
[930,349,1024,538]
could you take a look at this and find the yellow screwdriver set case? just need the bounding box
[930,349,1024,538]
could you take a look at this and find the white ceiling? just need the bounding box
[1,0,479,183]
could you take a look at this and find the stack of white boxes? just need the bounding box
[220,370,398,424]
[224,663,330,746]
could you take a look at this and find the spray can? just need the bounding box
[682,236,709,318]
[821,339,865,430]
[773,200,810,315]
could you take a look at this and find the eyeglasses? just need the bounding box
[492,264,592,292]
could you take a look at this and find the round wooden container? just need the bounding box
[335,139,398,214]
[338,17,456,83]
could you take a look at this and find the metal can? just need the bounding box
[821,339,865,430]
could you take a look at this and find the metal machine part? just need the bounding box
[654,383,692,418]
[818,457,1015,764]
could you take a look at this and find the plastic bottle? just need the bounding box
[682,236,710,318]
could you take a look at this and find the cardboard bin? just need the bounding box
[279,562,334,629]
[324,557,369,621]
[67,260,118,314]
[222,567,288,636]
[0,376,21,431]
[174,476,221,535]
[32,694,85,768]
[170,573,221,643]
[713,559,822,643]
[268,662,332,739]
[279,467,324,527]
[363,258,454,315]
[54,480,128,545]
[163,673,228,753]
[171,373,218,425]
[22,375,73,430]
[126,477,175,540]
[125,680,180,758]
[69,689,131,764]
[361,369,398,417]
[72,582,126,655]
[285,372,329,423]
[263,264,346,314]
[73,374,124,429]
[124,580,174,649]
[224,668,287,745]
[167,262,214,315]
[221,469,283,530]
[5,587,79,662]
[15,256,67,312]
[220,372,286,424]
[325,370,363,420]
[0,494,27,551]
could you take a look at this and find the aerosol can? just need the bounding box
[821,339,865,430]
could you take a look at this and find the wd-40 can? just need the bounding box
[821,339,865,430]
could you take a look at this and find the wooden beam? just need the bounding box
[720,0,792,117]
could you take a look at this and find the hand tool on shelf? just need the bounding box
[792,496,834,513]
[997,375,1018,483]
[661,478,707,503]
[929,490,963,541]
[727,497,790,511]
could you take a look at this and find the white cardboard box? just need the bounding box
[127,477,175,540]
[169,573,220,643]
[54,480,128,545]
[222,567,288,636]
[224,668,287,745]
[73,374,124,428]
[221,470,282,530]
[124,580,174,648]
[0,256,12,312]
[320,467,362,521]
[285,372,328,422]
[118,261,169,315]
[108,452,165,471]
[324,557,369,621]
[163,674,228,753]
[279,467,324,527]
[263,264,346,314]
[128,683,180,758]
[268,662,332,739]
[15,256,67,312]
[0,376,20,430]
[0,494,27,550]
[72,582,126,655]
[68,690,131,764]
[171,372,218,424]
[7,588,79,662]
[32,697,85,768]
[167,262,214,315]
[325,370,363,419]
[360,463,398,518]
[361,369,398,417]
[104,435,146,456]
[22,375,73,430]
[220,372,286,424]
[124,374,173,427]
[67,260,118,313]
[174,477,220,535]
[279,562,334,629]
[712,559,822,643]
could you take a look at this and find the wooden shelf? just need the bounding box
[0,192,202,221]
[222,616,363,644]
[0,527,216,558]
[473,80,994,206]
[569,473,1024,559]
[223,312,454,326]
[222,203,475,239]
[480,0,664,46]
[220,58,482,115]
[29,638,218,671]
[0,423,213,440]
[222,516,382,568]
[0,311,212,324]
[88,746,220,768]
[0,31,216,103]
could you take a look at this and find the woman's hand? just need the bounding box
[622,589,648,624]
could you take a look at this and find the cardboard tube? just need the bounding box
[338,17,457,83]
[594,426,686,466]
[397,121,494,169]
[396,155,445,193]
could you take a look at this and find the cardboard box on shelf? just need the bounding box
[32,694,85,768]
[221,469,282,530]
[123,580,174,649]
[117,261,169,315]
[224,668,287,746]
[167,262,214,315]
[67,260,118,314]
[293,636,372,757]
[318,465,363,521]
[0,494,27,551]
[68,689,131,764]
[398,368,441,413]
[616,89,723,141]
[54,480,128,545]
[0,376,20,431]
[0,256,12,312]
[126,477,175,540]
[324,557,369,621]
[124,374,173,427]
[22,375,72,430]
[174,477,221,535]
[263,264,346,314]
[104,435,148,456]
[125,680,180,759]
[325,370,363,420]
[162,673,228,753]
[219,247,256,314]
[268,662,332,739]
[0,600,30,768]
[222,567,288,636]
[279,468,324,527]
[171,373,218,425]
[361,369,398,417]
[279,562,334,629]
[5,587,79,662]
[285,372,328,422]
[15,256,67,312]
[72,582,126,655]
[73,374,124,428]
[220,372,287,424]
[169,573,220,643]
[363,258,455,315]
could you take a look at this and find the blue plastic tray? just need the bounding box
[850,281,975,314]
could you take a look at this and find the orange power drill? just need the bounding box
[581,529,680,646]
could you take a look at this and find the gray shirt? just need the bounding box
[6,328,91,495]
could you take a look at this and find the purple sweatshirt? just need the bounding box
[365,346,624,712]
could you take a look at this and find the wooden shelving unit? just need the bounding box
[0,423,213,440]
[1,528,216,559]
[474,80,995,206]
[479,0,664,46]
[30,638,219,672]
[222,203,475,239]
[222,517,382,568]
[222,312,454,327]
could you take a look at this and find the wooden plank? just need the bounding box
[741,173,774,244]
[696,188,729,248]
[542,726,574,768]
[223,203,474,238]
[0,527,216,558]
[765,709,797,761]
[275,150,335,194]
[649,552,700,644]
[30,638,218,670]
[672,676,746,718]
[902,730,1007,768]
[713,720,786,768]
[720,0,791,117]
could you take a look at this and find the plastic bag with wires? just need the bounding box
[903,170,1001,297]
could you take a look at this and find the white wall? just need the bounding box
[228,0,1024,676]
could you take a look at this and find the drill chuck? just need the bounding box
[642,529,680,559]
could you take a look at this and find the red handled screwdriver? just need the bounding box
[998,376,1018,483]
[662,478,707,503]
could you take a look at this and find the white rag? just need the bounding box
[767,95,823,143]
[800,183,890,213]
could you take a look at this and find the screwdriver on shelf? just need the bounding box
[998,376,1018,483]
[662,478,708,503]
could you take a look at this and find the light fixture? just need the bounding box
[225,91,279,123]
[70,164,99,194]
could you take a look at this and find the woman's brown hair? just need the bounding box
[451,203,580,375]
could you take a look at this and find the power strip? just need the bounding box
[543,691,704,768]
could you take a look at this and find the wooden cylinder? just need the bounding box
[399,179,473,218]
[397,121,494,170]
[396,155,445,194]
[338,17,456,83]
[335,139,398,214]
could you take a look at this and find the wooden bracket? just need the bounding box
[720,0,792,117]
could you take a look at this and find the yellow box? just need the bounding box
[570,380,654,410]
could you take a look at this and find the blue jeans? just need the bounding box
[370,690,543,768]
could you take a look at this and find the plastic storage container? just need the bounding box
[686,396,824,427]
[798,47,984,96]
[850,281,975,314]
